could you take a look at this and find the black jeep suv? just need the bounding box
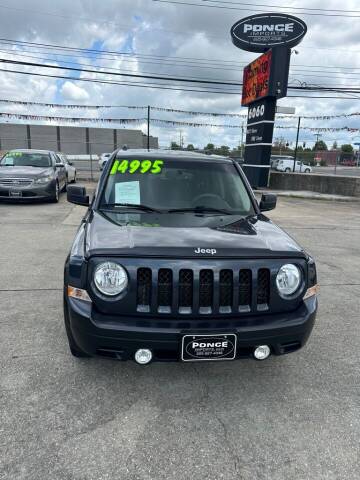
[63,150,318,363]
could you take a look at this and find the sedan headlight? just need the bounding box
[276,264,302,297]
[94,262,128,296]
[35,175,53,184]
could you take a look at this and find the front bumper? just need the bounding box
[0,180,55,200]
[65,294,318,362]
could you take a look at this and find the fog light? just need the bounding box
[254,345,271,360]
[135,349,152,365]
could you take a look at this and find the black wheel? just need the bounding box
[50,182,60,203]
[63,295,91,358]
[305,169,310,173]
[285,168,291,173]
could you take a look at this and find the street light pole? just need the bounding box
[313,132,322,167]
[293,116,301,172]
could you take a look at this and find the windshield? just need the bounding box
[99,157,255,216]
[0,152,52,168]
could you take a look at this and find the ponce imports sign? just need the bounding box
[231,13,307,53]
[230,12,307,188]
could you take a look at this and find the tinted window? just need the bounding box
[100,158,254,215]
[1,152,51,167]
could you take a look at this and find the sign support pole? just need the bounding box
[293,116,301,172]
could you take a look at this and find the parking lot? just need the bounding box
[1,193,359,480]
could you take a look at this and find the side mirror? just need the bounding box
[67,185,89,206]
[68,161,73,166]
[259,193,277,212]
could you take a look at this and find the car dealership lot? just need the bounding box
[1,195,359,480]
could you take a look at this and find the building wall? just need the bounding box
[0,124,159,154]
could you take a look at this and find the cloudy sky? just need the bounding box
[0,0,359,149]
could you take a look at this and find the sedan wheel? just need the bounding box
[51,182,60,203]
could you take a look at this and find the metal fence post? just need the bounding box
[89,142,94,181]
[56,126,61,152]
[26,125,31,149]
[147,105,151,151]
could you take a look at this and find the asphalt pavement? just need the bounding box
[1,193,359,480]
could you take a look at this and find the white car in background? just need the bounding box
[276,158,312,173]
[57,153,77,183]
[99,153,112,170]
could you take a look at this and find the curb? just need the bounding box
[258,190,360,202]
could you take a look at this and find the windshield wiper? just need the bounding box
[167,206,233,215]
[100,203,163,213]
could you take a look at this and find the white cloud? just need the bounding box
[0,0,359,148]
[61,81,90,102]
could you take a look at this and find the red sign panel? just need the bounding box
[241,50,272,106]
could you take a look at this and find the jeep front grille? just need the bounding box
[136,266,270,315]
[137,268,152,312]
[178,269,193,314]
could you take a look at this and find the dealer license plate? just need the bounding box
[181,334,237,362]
[9,190,22,197]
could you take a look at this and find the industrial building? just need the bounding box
[0,124,158,154]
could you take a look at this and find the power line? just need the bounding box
[152,0,360,17]
[2,47,359,86]
[0,67,242,95]
[1,67,360,99]
[2,57,360,93]
[198,0,360,14]
[0,2,360,55]
[2,37,360,72]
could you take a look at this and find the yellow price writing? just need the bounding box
[110,159,164,175]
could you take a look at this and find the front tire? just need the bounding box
[285,167,291,173]
[50,181,60,203]
[305,169,310,173]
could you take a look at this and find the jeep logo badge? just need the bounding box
[231,13,307,53]
[194,247,217,255]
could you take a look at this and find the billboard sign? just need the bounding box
[242,47,290,106]
[241,50,272,106]
[231,13,307,53]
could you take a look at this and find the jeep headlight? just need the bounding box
[94,262,128,296]
[276,264,301,297]
[35,175,53,184]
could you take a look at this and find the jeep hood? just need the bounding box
[85,211,304,259]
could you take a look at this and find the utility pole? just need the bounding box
[313,132,322,147]
[147,105,150,151]
[293,116,301,172]
[240,123,245,158]
[179,130,184,149]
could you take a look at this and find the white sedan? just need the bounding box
[57,153,77,183]
[99,153,112,170]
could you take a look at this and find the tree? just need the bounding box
[170,142,180,150]
[186,144,195,151]
[204,143,215,152]
[313,140,328,151]
[341,144,353,153]
[216,145,230,156]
